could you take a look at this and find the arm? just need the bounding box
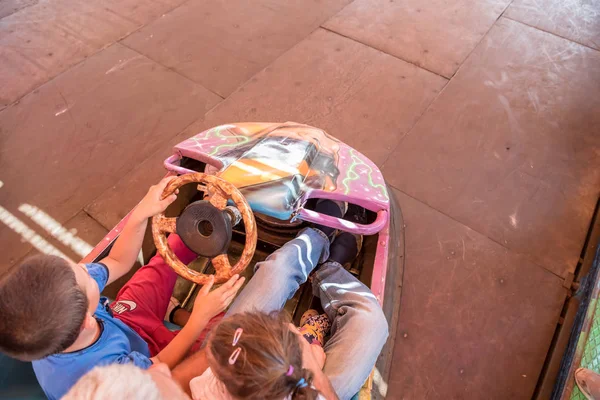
[297,333,339,400]
[101,177,178,285]
[311,370,340,400]
[171,348,210,396]
[151,274,245,370]
[150,314,208,370]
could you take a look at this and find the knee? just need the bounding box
[253,255,309,283]
[352,301,389,348]
[368,305,389,346]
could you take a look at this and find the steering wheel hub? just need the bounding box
[177,200,232,258]
[151,173,257,285]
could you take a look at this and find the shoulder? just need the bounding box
[85,262,109,289]
[85,262,109,279]
[32,356,91,400]
[190,368,235,400]
[33,337,150,397]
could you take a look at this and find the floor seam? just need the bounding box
[0,0,197,110]
[502,15,600,52]
[79,49,229,231]
[118,1,364,103]
[387,182,568,282]
[117,41,225,100]
[318,21,454,169]
[0,1,38,21]
[82,99,224,227]
[377,75,450,167]
[445,0,516,82]
[319,25,450,80]
[201,0,360,100]
[81,209,110,232]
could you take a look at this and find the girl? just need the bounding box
[186,203,388,400]
[190,311,331,400]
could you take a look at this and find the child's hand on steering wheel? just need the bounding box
[189,274,245,325]
[134,177,179,220]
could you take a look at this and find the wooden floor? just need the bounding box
[1,0,599,397]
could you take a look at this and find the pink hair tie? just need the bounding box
[286,365,294,376]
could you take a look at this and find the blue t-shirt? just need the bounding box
[32,263,152,400]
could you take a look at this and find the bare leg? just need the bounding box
[172,308,191,327]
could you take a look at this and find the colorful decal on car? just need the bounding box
[342,149,388,200]
[173,122,388,220]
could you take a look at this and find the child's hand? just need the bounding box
[290,324,327,371]
[190,275,245,324]
[302,342,326,371]
[299,335,326,371]
[308,343,326,370]
[134,177,179,219]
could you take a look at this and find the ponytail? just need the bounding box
[287,367,319,400]
[207,311,324,400]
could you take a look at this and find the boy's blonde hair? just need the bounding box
[63,364,162,400]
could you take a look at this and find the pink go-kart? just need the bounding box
[4,122,404,399]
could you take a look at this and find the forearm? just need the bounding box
[103,209,147,283]
[171,348,210,396]
[169,274,245,394]
[313,371,340,400]
[154,316,209,370]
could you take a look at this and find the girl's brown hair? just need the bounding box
[207,311,321,400]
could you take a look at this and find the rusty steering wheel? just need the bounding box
[152,173,257,285]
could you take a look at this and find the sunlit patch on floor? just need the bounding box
[18,204,93,258]
[0,205,73,262]
[510,212,518,228]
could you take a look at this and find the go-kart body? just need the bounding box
[2,123,403,399]
[88,122,398,306]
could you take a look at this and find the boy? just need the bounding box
[0,177,244,399]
